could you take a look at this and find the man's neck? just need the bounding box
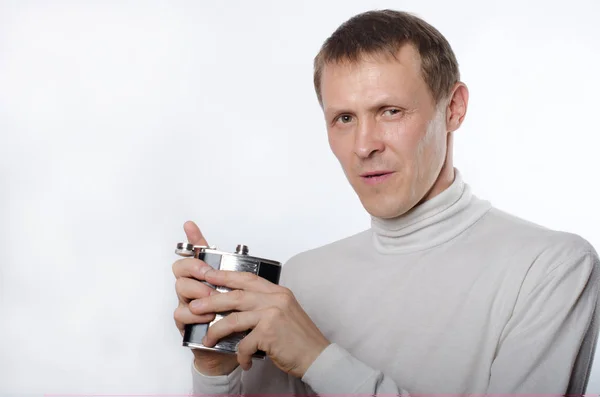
[418,161,455,207]
[418,133,455,205]
[370,168,492,254]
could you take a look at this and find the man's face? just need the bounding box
[320,44,450,219]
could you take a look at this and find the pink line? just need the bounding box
[41,394,600,397]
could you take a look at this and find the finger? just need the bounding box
[184,220,208,246]
[176,277,218,304]
[236,329,262,371]
[172,257,213,280]
[204,269,278,293]
[174,305,217,333]
[189,289,261,314]
[203,311,261,347]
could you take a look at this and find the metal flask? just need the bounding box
[175,242,282,358]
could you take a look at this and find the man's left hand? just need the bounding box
[189,268,331,378]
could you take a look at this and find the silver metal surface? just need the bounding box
[219,255,259,273]
[183,342,267,360]
[174,243,282,267]
[215,255,259,293]
[175,243,218,257]
[184,342,235,354]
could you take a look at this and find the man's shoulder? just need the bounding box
[284,228,371,266]
[478,205,597,268]
[480,206,600,321]
[278,228,370,282]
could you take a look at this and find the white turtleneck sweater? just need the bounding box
[190,171,600,395]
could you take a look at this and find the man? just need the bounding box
[172,9,600,395]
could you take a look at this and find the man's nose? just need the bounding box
[354,119,385,159]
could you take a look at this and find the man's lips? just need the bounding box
[360,170,394,178]
[359,171,395,185]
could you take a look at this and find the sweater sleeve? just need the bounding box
[302,249,600,396]
[191,361,243,395]
[485,249,600,394]
[302,343,412,395]
[190,352,316,395]
[189,343,413,396]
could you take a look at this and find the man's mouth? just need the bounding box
[360,171,394,184]
[360,171,393,178]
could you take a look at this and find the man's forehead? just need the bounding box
[321,43,422,78]
[320,45,424,110]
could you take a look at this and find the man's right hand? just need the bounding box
[173,220,240,376]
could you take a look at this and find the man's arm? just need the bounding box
[305,249,600,395]
[486,249,600,394]
[191,361,243,395]
[190,248,600,396]
[189,343,414,396]
[191,353,316,395]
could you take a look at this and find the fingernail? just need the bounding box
[190,299,204,310]
[195,266,210,278]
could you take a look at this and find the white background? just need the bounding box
[1,0,599,395]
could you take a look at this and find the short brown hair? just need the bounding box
[313,9,460,106]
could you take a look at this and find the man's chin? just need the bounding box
[360,199,413,220]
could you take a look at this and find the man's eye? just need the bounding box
[384,109,401,116]
[337,115,353,124]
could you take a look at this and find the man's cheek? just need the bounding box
[329,141,350,166]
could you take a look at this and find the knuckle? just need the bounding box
[196,259,208,270]
[199,283,214,298]
[241,271,256,282]
[171,259,182,276]
[230,289,244,302]
[266,307,282,321]
[173,258,194,276]
[281,286,294,296]
[174,277,183,289]
[229,311,240,327]
[177,278,212,301]
[237,340,251,356]
[175,277,187,294]
[173,306,185,322]
[277,290,294,306]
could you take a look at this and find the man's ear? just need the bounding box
[445,82,469,133]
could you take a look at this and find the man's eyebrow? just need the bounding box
[324,98,410,116]
[365,99,408,112]
[323,106,352,116]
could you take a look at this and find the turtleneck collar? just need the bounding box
[371,169,491,254]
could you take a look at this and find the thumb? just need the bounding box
[183,220,208,246]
